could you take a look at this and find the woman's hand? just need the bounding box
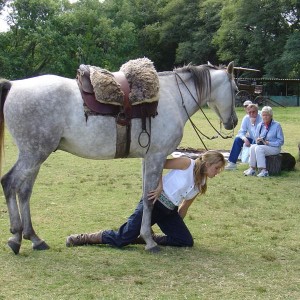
[243,137,251,147]
[147,179,163,202]
[147,157,191,202]
[178,197,197,219]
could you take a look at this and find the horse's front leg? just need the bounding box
[140,154,165,252]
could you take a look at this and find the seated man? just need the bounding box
[225,103,262,170]
[242,100,253,110]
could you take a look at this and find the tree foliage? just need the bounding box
[0,0,298,79]
[214,0,299,78]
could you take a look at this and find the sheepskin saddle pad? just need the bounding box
[79,57,159,106]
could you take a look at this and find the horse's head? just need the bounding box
[207,61,238,130]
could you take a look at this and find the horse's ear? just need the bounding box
[227,61,234,78]
[207,61,213,67]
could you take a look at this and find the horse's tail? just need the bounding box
[0,79,12,175]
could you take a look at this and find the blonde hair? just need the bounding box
[193,150,225,195]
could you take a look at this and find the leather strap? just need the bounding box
[113,71,131,120]
[115,122,131,158]
[113,72,131,158]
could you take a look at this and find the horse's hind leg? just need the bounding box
[1,158,47,254]
[17,166,50,251]
[1,165,24,254]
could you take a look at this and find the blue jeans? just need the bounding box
[228,137,253,163]
[102,198,193,247]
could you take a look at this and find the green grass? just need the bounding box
[0,107,299,299]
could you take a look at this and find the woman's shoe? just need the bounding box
[66,231,103,247]
[244,168,256,176]
[257,169,269,177]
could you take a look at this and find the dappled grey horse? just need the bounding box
[0,62,238,254]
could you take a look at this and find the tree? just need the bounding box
[0,0,8,11]
[0,0,141,77]
[102,0,167,70]
[0,0,73,78]
[156,0,202,68]
[0,0,298,79]
[176,0,223,66]
[265,0,300,78]
[265,31,300,78]
[213,0,294,76]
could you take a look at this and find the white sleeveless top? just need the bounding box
[162,159,201,206]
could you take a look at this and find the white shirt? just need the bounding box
[162,159,201,206]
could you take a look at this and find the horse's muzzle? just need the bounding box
[223,115,238,130]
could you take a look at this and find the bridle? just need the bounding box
[174,70,235,151]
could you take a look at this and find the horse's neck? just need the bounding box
[159,71,208,122]
[175,72,206,117]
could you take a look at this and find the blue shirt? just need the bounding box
[255,119,284,147]
[237,114,262,141]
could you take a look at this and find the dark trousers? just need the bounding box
[102,198,194,247]
[228,136,254,163]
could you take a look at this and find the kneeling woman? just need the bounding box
[66,150,225,248]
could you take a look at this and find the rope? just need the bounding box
[174,72,235,149]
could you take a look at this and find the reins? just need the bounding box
[174,70,235,150]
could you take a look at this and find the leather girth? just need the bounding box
[113,72,131,158]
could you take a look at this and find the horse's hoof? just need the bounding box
[33,240,50,251]
[8,239,21,255]
[146,245,161,253]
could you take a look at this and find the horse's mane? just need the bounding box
[175,64,222,104]
[158,63,225,104]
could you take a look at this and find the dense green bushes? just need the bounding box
[0,0,299,79]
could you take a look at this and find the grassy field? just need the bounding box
[0,107,299,299]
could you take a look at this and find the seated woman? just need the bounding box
[244,106,284,177]
[225,103,261,170]
[66,150,225,248]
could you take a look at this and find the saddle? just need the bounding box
[76,59,159,158]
